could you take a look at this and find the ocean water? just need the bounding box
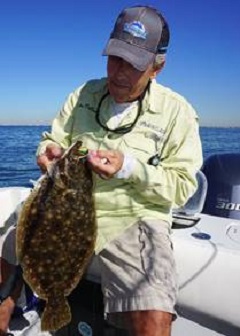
[0,125,240,188]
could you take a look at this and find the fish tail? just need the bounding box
[41,296,71,331]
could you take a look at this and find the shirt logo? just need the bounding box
[138,121,165,134]
[123,21,147,39]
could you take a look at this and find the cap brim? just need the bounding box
[102,39,155,71]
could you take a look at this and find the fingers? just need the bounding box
[87,150,124,178]
[36,155,50,173]
[36,145,124,179]
[45,144,63,160]
[37,144,63,172]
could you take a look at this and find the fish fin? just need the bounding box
[41,296,71,331]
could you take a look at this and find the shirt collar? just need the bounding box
[93,78,159,114]
[141,79,158,114]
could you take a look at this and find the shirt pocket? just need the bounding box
[122,130,163,162]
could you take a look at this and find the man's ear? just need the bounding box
[150,60,165,79]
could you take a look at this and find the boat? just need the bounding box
[0,153,240,336]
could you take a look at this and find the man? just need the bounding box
[0,260,19,335]
[37,5,202,336]
[0,210,23,336]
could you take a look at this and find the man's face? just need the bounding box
[107,56,157,103]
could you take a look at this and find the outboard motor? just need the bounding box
[202,153,240,219]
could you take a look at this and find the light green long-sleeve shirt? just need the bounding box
[37,78,203,253]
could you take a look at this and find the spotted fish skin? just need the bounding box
[16,140,96,331]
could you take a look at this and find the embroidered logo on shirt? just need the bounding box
[138,121,165,134]
[78,102,96,113]
[123,21,147,39]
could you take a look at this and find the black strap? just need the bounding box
[95,81,151,134]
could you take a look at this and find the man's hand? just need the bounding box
[87,149,124,179]
[37,144,63,172]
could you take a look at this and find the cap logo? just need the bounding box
[123,21,147,39]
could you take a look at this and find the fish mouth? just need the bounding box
[68,148,88,163]
[77,147,89,163]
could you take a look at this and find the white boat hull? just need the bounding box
[172,213,240,335]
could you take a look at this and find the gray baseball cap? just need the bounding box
[102,6,170,71]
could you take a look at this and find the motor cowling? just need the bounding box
[202,153,240,219]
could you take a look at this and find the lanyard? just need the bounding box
[95,81,150,134]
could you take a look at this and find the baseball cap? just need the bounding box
[102,5,170,71]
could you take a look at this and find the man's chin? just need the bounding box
[108,88,129,103]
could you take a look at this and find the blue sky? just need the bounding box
[0,0,239,126]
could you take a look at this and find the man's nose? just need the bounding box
[116,58,128,73]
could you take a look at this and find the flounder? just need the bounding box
[16,140,96,331]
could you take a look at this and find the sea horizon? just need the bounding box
[0,123,240,128]
[0,123,240,129]
[1,125,240,188]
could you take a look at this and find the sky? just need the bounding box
[0,0,239,127]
